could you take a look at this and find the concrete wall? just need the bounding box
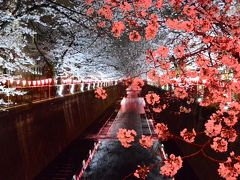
[0,85,123,180]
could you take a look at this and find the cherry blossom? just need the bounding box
[156,46,169,58]
[147,69,159,82]
[153,104,167,113]
[186,98,194,104]
[139,135,154,149]
[131,77,145,90]
[97,21,106,28]
[156,0,163,9]
[154,123,170,141]
[218,152,240,180]
[119,2,132,12]
[111,21,126,38]
[98,5,113,20]
[95,87,107,100]
[220,128,237,143]
[180,128,196,143]
[134,165,150,179]
[174,45,185,58]
[117,128,137,148]
[145,93,160,105]
[160,154,183,177]
[211,137,228,153]
[85,0,94,5]
[204,113,223,137]
[129,30,141,42]
[174,87,188,99]
[179,106,191,113]
[86,7,94,16]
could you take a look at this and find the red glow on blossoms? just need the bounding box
[139,135,154,149]
[111,21,126,37]
[95,87,107,100]
[160,154,183,177]
[154,123,170,141]
[117,128,137,148]
[129,30,141,42]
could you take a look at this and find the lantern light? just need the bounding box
[48,78,52,84]
[58,85,64,96]
[70,84,75,94]
[197,97,202,102]
[22,80,26,86]
[16,80,20,85]
[28,81,31,86]
[37,80,41,85]
[81,83,84,92]
[41,80,45,85]
[10,79,14,84]
[33,81,36,86]
[45,79,49,84]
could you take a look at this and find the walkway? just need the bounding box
[81,87,165,179]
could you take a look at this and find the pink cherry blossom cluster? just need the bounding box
[179,106,191,113]
[160,154,183,177]
[147,69,159,82]
[116,128,137,148]
[186,98,195,104]
[111,21,126,38]
[180,128,196,143]
[131,77,145,90]
[129,30,141,42]
[145,93,160,105]
[139,135,154,149]
[218,152,240,180]
[174,87,188,99]
[154,123,170,141]
[211,137,228,153]
[153,104,167,113]
[94,87,107,100]
[204,112,222,137]
[134,165,150,179]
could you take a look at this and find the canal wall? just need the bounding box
[0,85,123,180]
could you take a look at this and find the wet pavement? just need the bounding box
[81,87,165,180]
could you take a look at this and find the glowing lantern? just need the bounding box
[28,81,31,86]
[22,80,26,86]
[41,80,45,85]
[37,80,41,85]
[48,78,52,84]
[33,81,36,86]
[45,79,49,84]
[10,79,14,84]
[16,80,20,85]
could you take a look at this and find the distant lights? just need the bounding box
[224,106,229,110]
[37,80,41,86]
[197,97,202,102]
[58,85,64,96]
[80,83,84,92]
[22,80,26,86]
[70,84,75,94]
[87,83,91,91]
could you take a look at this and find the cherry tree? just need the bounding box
[84,0,240,179]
